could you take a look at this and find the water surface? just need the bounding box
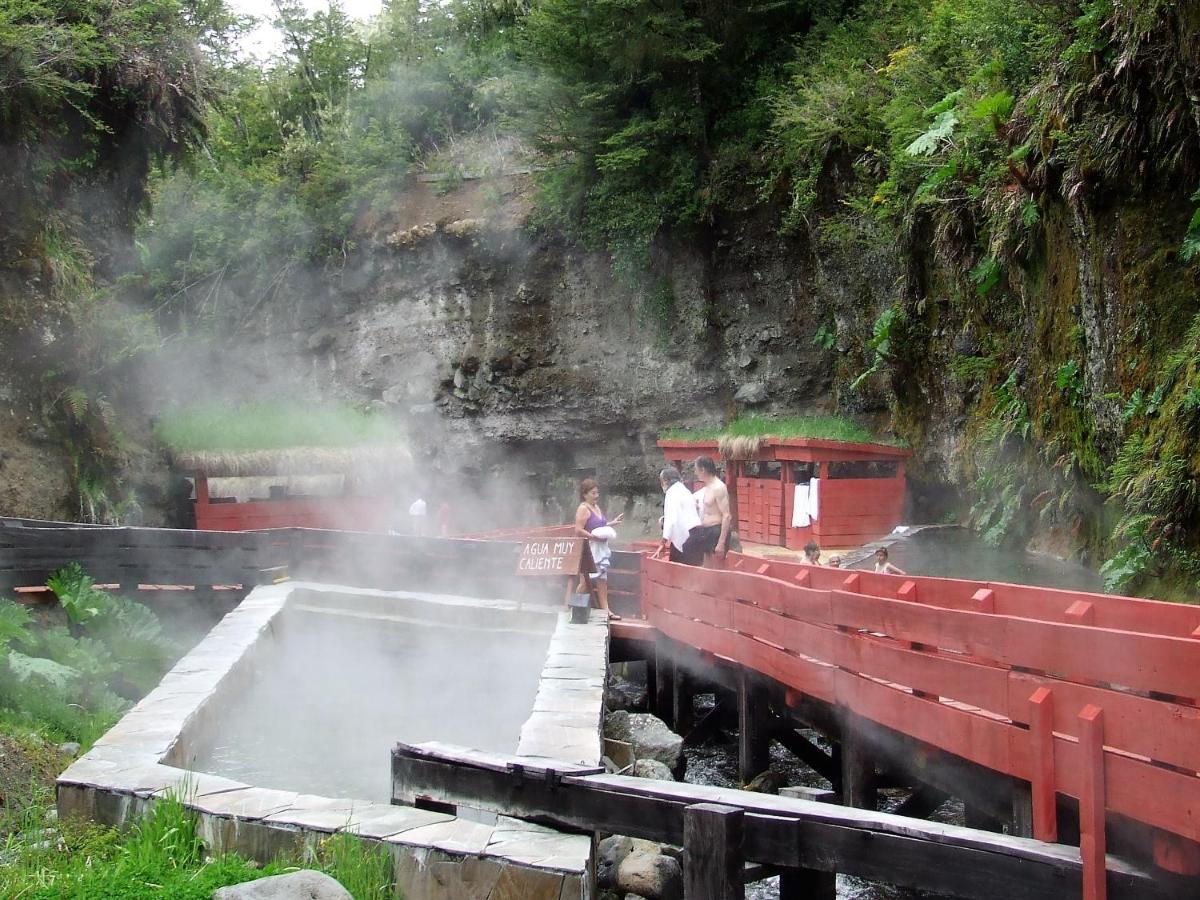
[190,607,552,803]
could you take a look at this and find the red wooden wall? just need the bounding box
[195,497,393,533]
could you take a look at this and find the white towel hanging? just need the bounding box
[791,484,810,528]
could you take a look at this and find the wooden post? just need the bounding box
[1011,782,1034,838]
[840,722,876,810]
[727,460,740,535]
[779,786,837,900]
[683,803,743,900]
[1028,687,1058,842]
[1079,705,1107,900]
[655,636,676,727]
[779,457,792,547]
[674,664,696,736]
[738,668,770,784]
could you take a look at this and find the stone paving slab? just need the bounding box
[60,581,600,898]
[387,817,495,855]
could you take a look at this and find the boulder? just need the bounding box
[212,871,353,900]
[597,834,634,888]
[733,381,768,405]
[631,759,674,781]
[604,712,683,771]
[616,841,682,900]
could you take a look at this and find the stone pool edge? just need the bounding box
[57,581,608,900]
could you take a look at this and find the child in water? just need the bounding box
[873,547,905,575]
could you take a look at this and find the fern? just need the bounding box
[63,387,89,421]
[906,109,958,156]
[1182,200,1200,262]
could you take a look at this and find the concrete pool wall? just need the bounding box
[57,581,609,899]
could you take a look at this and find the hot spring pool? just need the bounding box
[188,604,553,803]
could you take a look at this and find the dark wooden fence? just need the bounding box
[0,517,563,605]
[392,741,1169,900]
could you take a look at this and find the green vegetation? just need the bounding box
[0,787,398,899]
[0,565,399,897]
[0,564,179,748]
[662,415,898,447]
[4,0,1200,595]
[155,402,404,452]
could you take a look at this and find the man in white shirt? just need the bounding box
[651,466,702,564]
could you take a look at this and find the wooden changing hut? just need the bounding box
[178,444,410,532]
[657,436,910,549]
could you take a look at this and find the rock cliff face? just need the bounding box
[153,177,902,521]
[6,169,1190,560]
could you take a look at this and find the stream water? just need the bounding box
[850,525,1104,591]
[682,526,1103,899]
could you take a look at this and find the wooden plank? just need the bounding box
[1079,706,1108,900]
[833,630,1009,715]
[391,742,1161,900]
[830,589,1200,700]
[684,803,743,900]
[1009,672,1200,773]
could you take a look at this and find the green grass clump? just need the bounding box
[155,402,403,452]
[661,415,900,446]
[0,787,400,899]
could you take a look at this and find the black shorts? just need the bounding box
[680,524,722,566]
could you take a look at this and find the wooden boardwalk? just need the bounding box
[638,551,1200,898]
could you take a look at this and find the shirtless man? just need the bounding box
[683,455,732,562]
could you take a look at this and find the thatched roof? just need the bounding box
[175,444,411,477]
[717,434,768,460]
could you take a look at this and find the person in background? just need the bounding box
[574,478,624,618]
[436,500,453,537]
[651,466,702,564]
[685,455,732,562]
[408,496,427,536]
[803,541,822,565]
[827,555,842,569]
[873,547,905,575]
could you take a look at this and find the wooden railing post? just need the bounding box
[1028,687,1058,842]
[971,588,995,613]
[1079,704,1107,900]
[683,803,743,900]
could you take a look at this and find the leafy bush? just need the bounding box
[0,565,180,747]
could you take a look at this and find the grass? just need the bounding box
[0,785,401,899]
[660,415,902,446]
[154,402,404,452]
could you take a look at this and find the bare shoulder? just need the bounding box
[712,479,730,498]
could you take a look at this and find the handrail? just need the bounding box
[641,554,1200,886]
[724,551,1200,638]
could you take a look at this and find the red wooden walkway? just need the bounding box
[637,550,1200,899]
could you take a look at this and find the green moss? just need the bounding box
[155,402,403,452]
[661,414,902,446]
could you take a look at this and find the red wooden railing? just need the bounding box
[640,554,1200,898]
